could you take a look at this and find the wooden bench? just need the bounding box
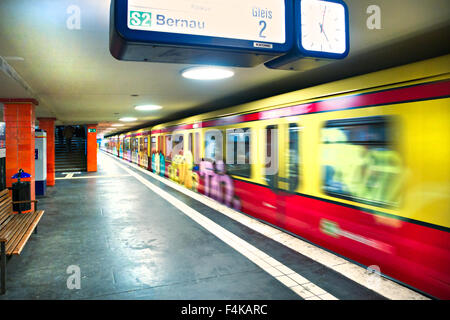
[0,189,45,294]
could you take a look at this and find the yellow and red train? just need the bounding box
[103,55,450,299]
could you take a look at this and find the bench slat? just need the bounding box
[0,206,13,224]
[2,217,27,248]
[0,196,11,208]
[0,214,14,237]
[1,213,34,245]
[0,197,12,212]
[0,214,24,241]
[0,203,12,223]
[0,196,12,209]
[0,202,11,214]
[5,213,38,254]
[12,210,45,255]
[0,189,9,201]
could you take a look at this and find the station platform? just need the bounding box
[0,152,429,300]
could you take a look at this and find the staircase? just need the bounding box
[55,135,87,173]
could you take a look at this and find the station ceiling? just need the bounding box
[0,0,449,137]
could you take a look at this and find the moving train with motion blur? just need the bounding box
[102,55,450,299]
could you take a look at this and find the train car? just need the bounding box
[105,55,450,299]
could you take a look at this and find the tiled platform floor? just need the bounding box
[0,153,386,300]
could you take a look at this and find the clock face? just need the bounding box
[300,0,348,55]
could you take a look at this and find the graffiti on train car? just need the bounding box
[150,149,242,210]
[322,123,404,208]
[198,160,241,211]
[151,152,166,177]
[168,152,199,191]
[323,146,404,207]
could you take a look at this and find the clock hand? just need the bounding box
[323,30,329,42]
[322,7,327,30]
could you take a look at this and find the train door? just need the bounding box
[150,135,157,172]
[119,137,123,158]
[134,137,139,164]
[163,134,172,177]
[138,136,143,166]
[142,136,149,168]
[124,138,130,160]
[263,122,301,228]
[130,138,135,162]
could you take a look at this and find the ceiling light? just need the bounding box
[111,124,124,127]
[135,105,163,111]
[181,66,234,80]
[119,117,137,122]
[4,56,25,61]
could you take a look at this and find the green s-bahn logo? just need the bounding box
[320,219,341,238]
[129,11,152,28]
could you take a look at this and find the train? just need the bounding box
[102,54,450,299]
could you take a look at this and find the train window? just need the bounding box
[158,136,163,153]
[188,133,193,154]
[194,132,201,164]
[288,124,301,192]
[322,116,402,207]
[143,137,148,154]
[165,135,172,160]
[226,128,251,178]
[204,129,223,162]
[173,134,184,156]
[151,136,157,153]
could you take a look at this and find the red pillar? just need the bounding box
[4,102,36,212]
[37,118,56,186]
[87,124,97,172]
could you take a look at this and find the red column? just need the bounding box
[4,102,36,213]
[87,124,97,172]
[37,118,56,186]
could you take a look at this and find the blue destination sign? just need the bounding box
[110,0,294,67]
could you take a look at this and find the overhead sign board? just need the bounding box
[110,0,293,67]
[127,0,286,44]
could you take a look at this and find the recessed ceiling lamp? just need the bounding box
[111,123,124,127]
[119,117,137,122]
[4,56,25,61]
[135,105,163,111]
[181,66,234,80]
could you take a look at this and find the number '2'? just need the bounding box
[259,21,267,38]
